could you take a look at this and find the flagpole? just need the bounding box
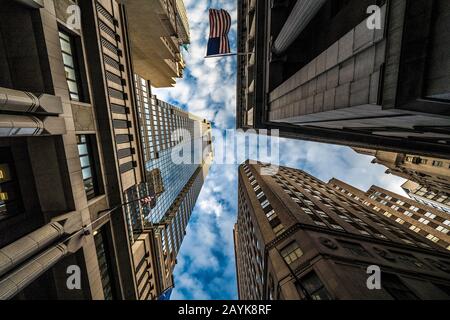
[204,52,253,58]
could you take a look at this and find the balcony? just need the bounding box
[125,0,187,88]
[175,0,190,44]
[159,0,177,36]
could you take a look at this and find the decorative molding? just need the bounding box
[0,87,63,114]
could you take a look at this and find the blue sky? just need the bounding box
[153,0,407,300]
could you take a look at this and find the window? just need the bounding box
[273,224,285,236]
[59,30,86,102]
[403,211,413,217]
[432,161,444,167]
[94,226,117,300]
[331,224,344,231]
[425,212,436,219]
[298,272,331,300]
[77,135,101,200]
[280,242,304,264]
[0,148,23,220]
[261,199,270,209]
[266,209,277,221]
[382,273,418,300]
[436,226,449,234]
[426,234,439,243]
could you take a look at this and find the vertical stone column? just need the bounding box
[272,0,327,55]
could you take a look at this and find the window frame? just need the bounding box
[280,241,304,265]
[58,27,89,103]
[298,272,332,300]
[77,135,102,200]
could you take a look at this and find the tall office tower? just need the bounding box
[353,147,450,212]
[234,161,450,300]
[329,179,450,251]
[402,181,450,215]
[0,0,205,301]
[237,0,450,157]
[133,75,213,298]
[126,0,190,88]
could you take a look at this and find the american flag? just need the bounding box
[207,9,232,56]
[140,195,155,206]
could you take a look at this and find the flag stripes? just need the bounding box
[207,9,231,56]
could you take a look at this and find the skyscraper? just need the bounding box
[0,0,146,300]
[0,0,210,300]
[133,74,213,297]
[237,0,450,157]
[329,179,450,251]
[234,161,450,300]
[353,148,450,212]
[401,181,450,215]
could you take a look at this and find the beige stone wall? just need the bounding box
[39,0,105,299]
[269,5,386,122]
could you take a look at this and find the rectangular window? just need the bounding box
[261,199,270,209]
[0,148,23,220]
[280,242,304,264]
[273,224,285,236]
[59,30,86,102]
[94,226,117,300]
[425,212,436,219]
[432,161,444,167]
[298,272,331,300]
[116,134,133,144]
[77,135,101,200]
[426,234,439,243]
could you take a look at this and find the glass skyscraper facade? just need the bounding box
[133,74,213,293]
[144,148,199,223]
[134,75,211,224]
